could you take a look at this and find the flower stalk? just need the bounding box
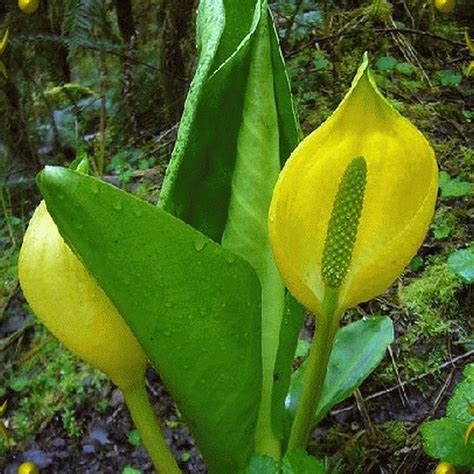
[287,287,341,449]
[123,385,181,474]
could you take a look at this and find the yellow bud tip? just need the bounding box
[434,0,455,13]
[0,400,7,416]
[465,420,474,445]
[0,28,9,55]
[18,462,39,474]
[467,401,474,416]
[18,0,39,14]
[466,29,474,54]
[434,461,456,474]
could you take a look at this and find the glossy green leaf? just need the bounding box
[376,56,397,71]
[160,0,299,243]
[242,449,326,474]
[219,2,287,451]
[287,316,394,425]
[447,247,474,283]
[446,363,474,424]
[439,171,472,198]
[281,449,326,474]
[161,0,299,454]
[421,418,474,467]
[38,167,262,474]
[243,455,279,474]
[439,70,462,87]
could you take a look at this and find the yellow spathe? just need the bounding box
[435,461,456,474]
[18,201,147,391]
[434,0,455,13]
[18,0,39,14]
[268,54,438,317]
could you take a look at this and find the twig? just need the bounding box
[388,345,410,407]
[286,26,466,59]
[354,388,377,438]
[0,321,34,352]
[374,27,465,47]
[330,350,474,416]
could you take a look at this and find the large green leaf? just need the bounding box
[281,449,326,474]
[218,2,287,452]
[446,363,474,423]
[287,316,394,426]
[161,0,300,454]
[421,364,474,467]
[38,167,262,473]
[243,449,326,474]
[160,0,298,243]
[421,418,474,467]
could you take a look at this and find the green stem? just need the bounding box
[287,287,341,450]
[123,385,181,474]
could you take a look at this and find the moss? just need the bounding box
[381,421,408,448]
[399,255,466,350]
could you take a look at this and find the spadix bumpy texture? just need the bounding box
[18,201,147,391]
[269,55,438,317]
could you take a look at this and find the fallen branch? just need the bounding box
[330,349,474,416]
[374,27,465,47]
[286,26,466,59]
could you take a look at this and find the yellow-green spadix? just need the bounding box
[18,201,147,391]
[268,53,438,318]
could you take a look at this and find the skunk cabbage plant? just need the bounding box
[268,53,438,448]
[17,1,438,472]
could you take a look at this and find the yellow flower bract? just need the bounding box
[269,54,438,317]
[18,0,39,14]
[434,0,455,13]
[18,201,147,391]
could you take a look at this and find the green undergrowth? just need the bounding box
[0,321,108,446]
[313,419,410,474]
[399,254,467,350]
[373,253,469,390]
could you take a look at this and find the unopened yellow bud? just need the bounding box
[0,28,9,55]
[18,0,39,14]
[434,0,455,13]
[435,461,456,474]
[18,201,147,391]
[18,462,39,474]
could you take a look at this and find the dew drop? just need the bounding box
[164,330,171,337]
[113,199,122,211]
[194,238,208,251]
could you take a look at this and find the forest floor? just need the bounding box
[1,2,473,473]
